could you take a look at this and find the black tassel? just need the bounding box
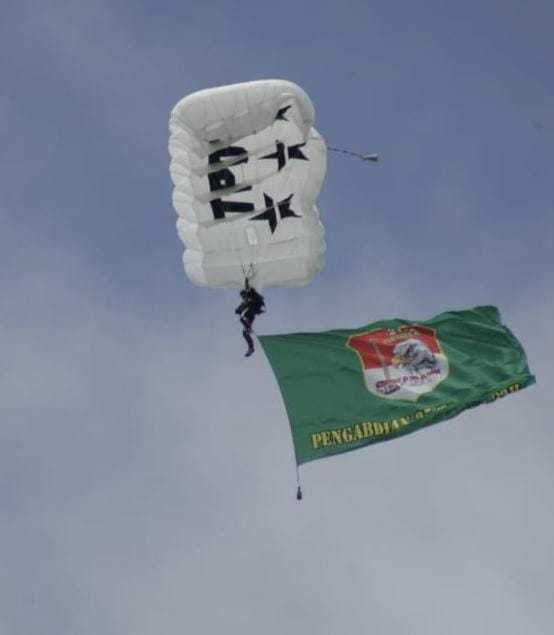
[296,486,303,501]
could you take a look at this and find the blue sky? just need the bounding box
[1,2,553,634]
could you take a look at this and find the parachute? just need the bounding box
[168,79,327,290]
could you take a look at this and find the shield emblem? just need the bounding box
[347,325,449,401]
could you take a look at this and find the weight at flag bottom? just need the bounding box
[168,79,327,291]
[260,306,536,466]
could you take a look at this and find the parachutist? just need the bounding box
[235,280,265,357]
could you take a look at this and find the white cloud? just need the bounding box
[1,3,553,632]
[1,208,552,634]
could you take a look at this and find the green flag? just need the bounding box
[259,306,535,465]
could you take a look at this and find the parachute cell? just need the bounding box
[168,79,327,290]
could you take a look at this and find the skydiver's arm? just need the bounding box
[235,300,249,314]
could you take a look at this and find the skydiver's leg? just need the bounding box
[243,329,255,356]
[240,315,255,356]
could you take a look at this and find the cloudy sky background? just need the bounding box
[1,1,553,633]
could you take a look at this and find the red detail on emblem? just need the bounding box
[347,325,447,400]
[348,326,439,370]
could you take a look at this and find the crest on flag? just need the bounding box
[347,325,449,401]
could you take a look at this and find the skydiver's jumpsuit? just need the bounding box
[235,285,265,356]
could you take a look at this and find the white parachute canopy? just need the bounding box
[168,79,327,290]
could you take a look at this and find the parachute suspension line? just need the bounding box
[241,263,256,286]
[327,146,380,163]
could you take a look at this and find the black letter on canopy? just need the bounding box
[208,146,254,219]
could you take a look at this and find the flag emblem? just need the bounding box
[347,325,449,401]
